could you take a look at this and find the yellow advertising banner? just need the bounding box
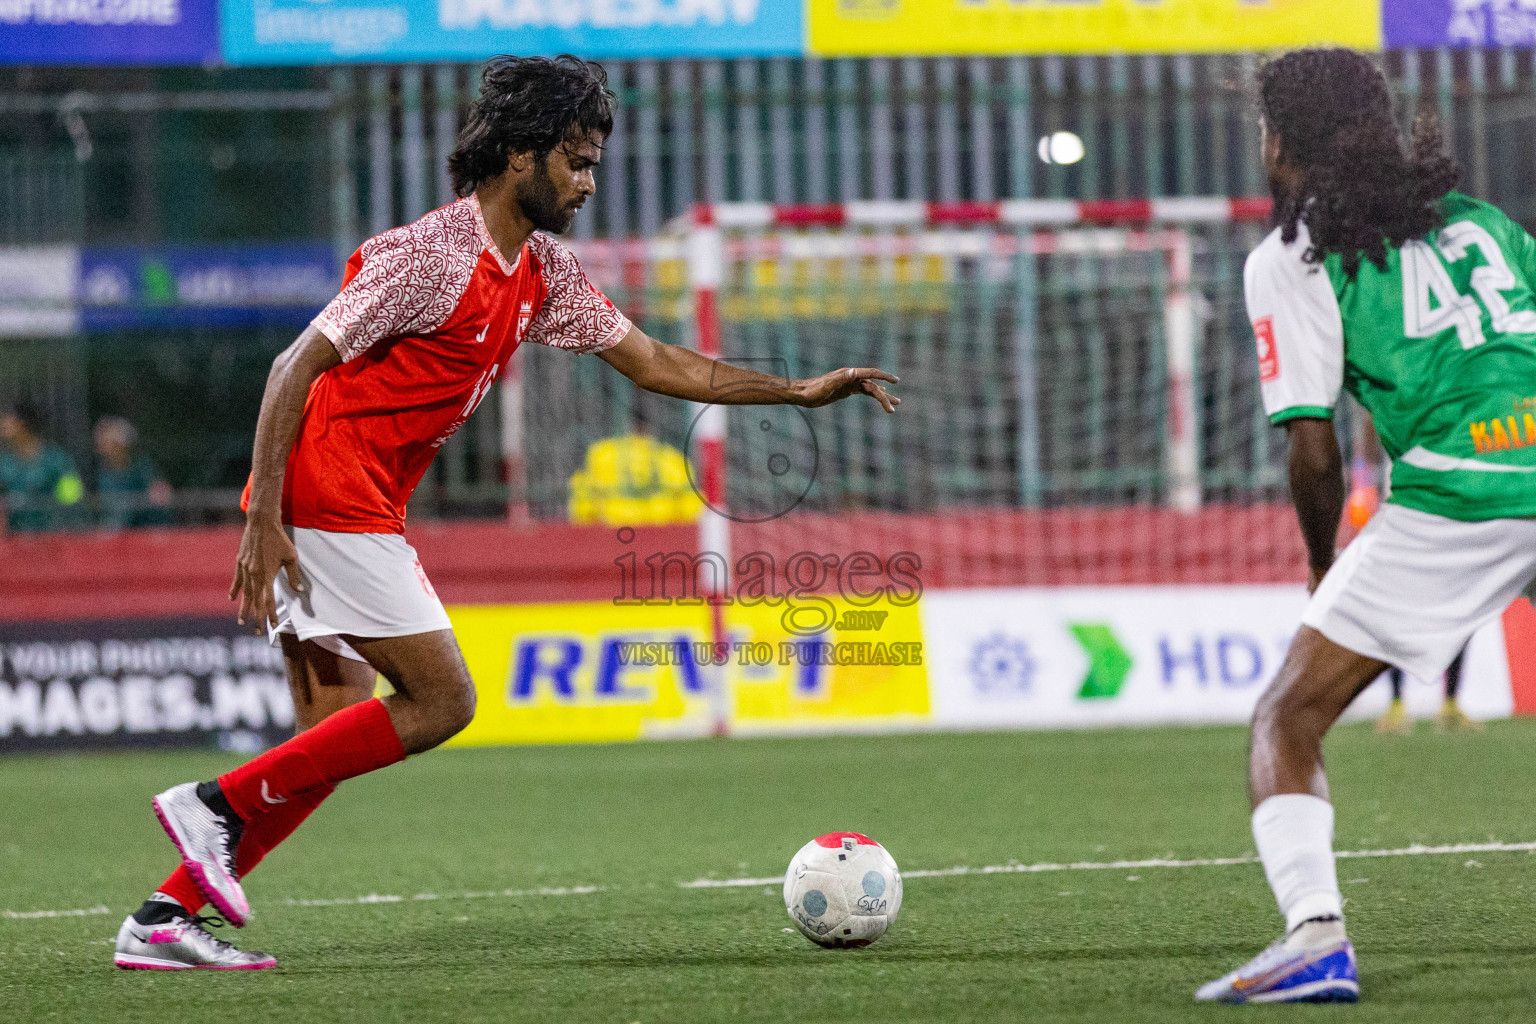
[809,0,1381,56]
[445,595,929,747]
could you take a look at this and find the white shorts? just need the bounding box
[268,527,453,664]
[1303,503,1536,681]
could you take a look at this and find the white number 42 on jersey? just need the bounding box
[1403,221,1536,350]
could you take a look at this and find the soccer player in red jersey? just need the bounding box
[113,55,899,971]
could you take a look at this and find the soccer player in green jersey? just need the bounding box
[1198,49,1536,1004]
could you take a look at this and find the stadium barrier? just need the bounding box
[3,517,1534,752]
[0,616,293,754]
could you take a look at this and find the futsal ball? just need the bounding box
[783,831,903,948]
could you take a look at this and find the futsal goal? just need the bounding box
[506,197,1303,590]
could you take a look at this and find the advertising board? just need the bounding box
[1382,0,1536,48]
[1,586,1521,754]
[0,616,294,754]
[0,0,219,64]
[920,585,1513,730]
[220,0,802,65]
[78,242,337,331]
[446,594,929,747]
[0,246,79,338]
[809,0,1381,55]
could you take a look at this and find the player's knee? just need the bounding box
[1251,683,1323,739]
[1253,685,1294,733]
[431,671,476,739]
[446,677,477,736]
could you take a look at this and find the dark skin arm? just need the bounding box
[598,327,900,412]
[1285,417,1345,593]
[230,326,341,629]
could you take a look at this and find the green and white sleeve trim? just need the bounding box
[1268,406,1334,426]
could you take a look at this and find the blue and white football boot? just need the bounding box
[1196,918,1358,1004]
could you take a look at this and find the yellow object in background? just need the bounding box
[809,0,1381,55]
[568,435,703,526]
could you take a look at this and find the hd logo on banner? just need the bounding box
[221,0,802,63]
[809,0,1381,55]
[920,585,1513,729]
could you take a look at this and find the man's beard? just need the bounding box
[515,159,577,235]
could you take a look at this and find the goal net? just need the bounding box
[511,198,1306,591]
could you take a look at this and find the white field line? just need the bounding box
[676,840,1536,889]
[1,904,111,920]
[282,885,603,908]
[5,841,1534,922]
[0,888,602,922]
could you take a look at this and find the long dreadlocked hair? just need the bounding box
[448,55,614,198]
[1258,48,1461,277]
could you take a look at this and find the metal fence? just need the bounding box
[340,51,1536,247]
[5,52,1533,247]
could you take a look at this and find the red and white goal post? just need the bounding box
[679,196,1272,733]
[507,199,1274,732]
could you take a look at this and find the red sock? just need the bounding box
[156,866,207,914]
[217,698,403,822]
[153,783,332,911]
[233,783,332,875]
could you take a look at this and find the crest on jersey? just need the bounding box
[515,300,533,343]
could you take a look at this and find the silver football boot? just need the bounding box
[114,903,276,970]
[152,782,251,926]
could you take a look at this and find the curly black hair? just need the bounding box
[1258,48,1461,277]
[448,55,615,198]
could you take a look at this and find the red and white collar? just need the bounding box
[468,193,521,275]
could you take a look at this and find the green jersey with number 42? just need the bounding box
[1245,192,1536,521]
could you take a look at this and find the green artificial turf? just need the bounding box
[4,721,1536,1022]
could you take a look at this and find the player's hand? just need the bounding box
[795,368,901,413]
[230,516,307,632]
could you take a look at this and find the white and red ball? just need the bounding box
[783,831,903,948]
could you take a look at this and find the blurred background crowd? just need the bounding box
[0,401,170,533]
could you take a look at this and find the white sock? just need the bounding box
[1252,794,1344,933]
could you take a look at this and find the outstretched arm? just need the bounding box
[230,326,341,629]
[1285,417,1345,592]
[597,327,900,413]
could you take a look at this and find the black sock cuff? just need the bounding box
[132,899,182,926]
[196,780,241,824]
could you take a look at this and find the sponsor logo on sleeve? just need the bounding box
[1254,316,1280,382]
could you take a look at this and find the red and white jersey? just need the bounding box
[251,194,630,534]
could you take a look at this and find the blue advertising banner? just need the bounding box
[79,242,338,331]
[1383,0,1536,48]
[219,0,801,64]
[0,0,219,65]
